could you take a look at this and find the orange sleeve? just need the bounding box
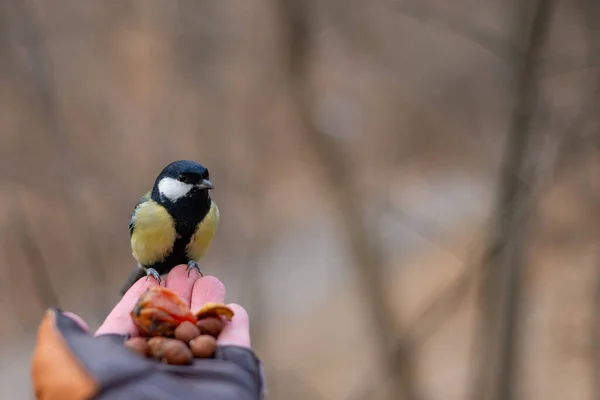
[31,309,98,400]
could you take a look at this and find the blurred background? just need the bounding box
[0,0,598,399]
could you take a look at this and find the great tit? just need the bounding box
[119,160,219,295]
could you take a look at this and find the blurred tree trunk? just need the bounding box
[2,0,110,318]
[274,1,421,399]
[580,0,600,397]
[469,1,554,400]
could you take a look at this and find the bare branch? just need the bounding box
[469,2,554,400]
[393,0,599,79]
[576,1,600,398]
[9,205,61,310]
[392,0,520,65]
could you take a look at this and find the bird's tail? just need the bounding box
[120,265,146,296]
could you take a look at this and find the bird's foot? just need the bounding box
[145,268,162,284]
[187,260,204,277]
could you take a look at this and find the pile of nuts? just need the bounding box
[124,286,234,365]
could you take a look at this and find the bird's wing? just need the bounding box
[186,200,220,262]
[129,190,151,237]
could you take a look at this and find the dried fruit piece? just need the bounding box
[124,337,150,357]
[196,317,223,338]
[190,335,217,358]
[195,302,235,321]
[160,340,193,365]
[174,321,201,344]
[131,286,198,337]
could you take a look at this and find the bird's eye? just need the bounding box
[177,174,187,183]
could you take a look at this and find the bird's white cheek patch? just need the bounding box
[158,177,193,202]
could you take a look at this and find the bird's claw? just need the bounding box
[145,268,162,284]
[187,260,203,277]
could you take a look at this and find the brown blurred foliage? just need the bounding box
[0,1,599,399]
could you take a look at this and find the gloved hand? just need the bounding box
[30,265,265,400]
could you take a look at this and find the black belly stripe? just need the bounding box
[144,195,212,275]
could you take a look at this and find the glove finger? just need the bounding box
[32,309,99,399]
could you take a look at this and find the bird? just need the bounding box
[119,160,219,295]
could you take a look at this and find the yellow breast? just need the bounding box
[186,201,220,262]
[130,200,176,266]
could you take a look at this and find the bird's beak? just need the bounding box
[197,179,214,190]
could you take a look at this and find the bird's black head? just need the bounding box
[151,160,214,206]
